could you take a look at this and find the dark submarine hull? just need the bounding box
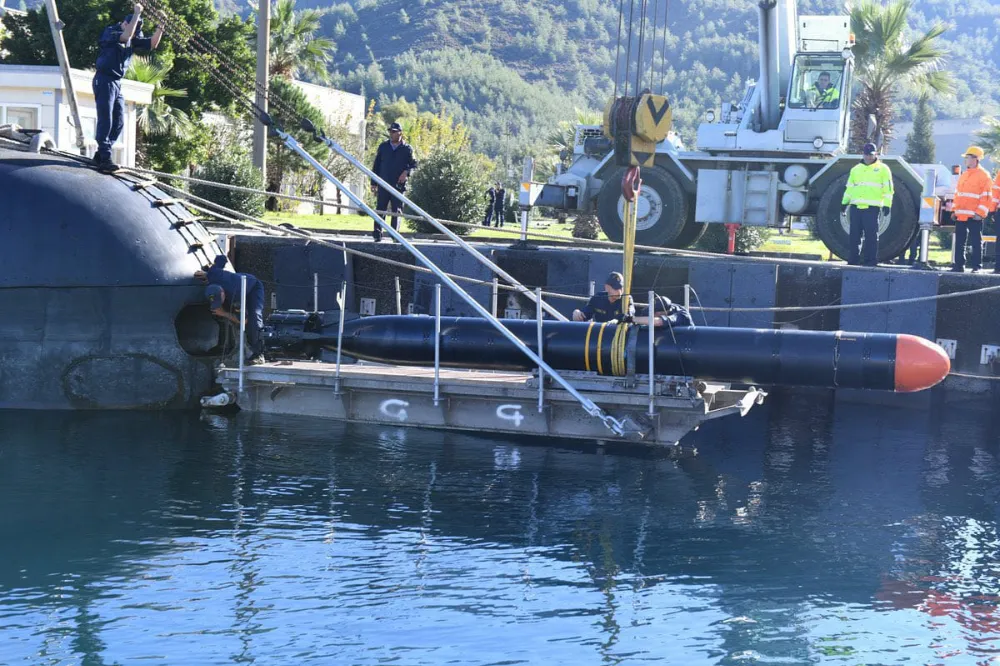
[330,315,951,392]
[0,146,226,409]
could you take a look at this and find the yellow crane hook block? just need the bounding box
[603,94,672,168]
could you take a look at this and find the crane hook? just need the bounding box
[622,166,642,202]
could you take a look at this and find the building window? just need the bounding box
[0,105,40,129]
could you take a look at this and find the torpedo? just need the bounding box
[290,315,950,393]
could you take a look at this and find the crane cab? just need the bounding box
[780,51,853,153]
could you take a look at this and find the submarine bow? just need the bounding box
[0,146,227,409]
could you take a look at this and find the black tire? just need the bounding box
[667,206,708,248]
[815,174,918,262]
[597,167,688,246]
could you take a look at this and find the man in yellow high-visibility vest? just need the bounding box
[841,142,894,266]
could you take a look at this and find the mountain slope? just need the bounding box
[32,0,990,158]
[288,0,999,159]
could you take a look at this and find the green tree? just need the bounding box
[0,0,255,171]
[125,55,192,167]
[902,95,935,164]
[409,147,492,235]
[191,149,266,217]
[694,225,771,254]
[546,108,602,169]
[249,0,335,84]
[975,118,1000,163]
[848,0,952,153]
[263,76,365,212]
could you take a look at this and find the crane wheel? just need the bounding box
[597,167,687,246]
[815,174,918,263]
[667,207,708,248]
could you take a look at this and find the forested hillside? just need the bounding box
[23,0,1000,158]
[274,0,1000,158]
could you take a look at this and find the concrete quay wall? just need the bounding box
[229,234,1000,402]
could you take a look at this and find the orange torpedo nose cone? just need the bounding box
[894,334,951,392]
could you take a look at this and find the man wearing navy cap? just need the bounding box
[572,272,635,323]
[370,121,417,241]
[92,3,164,173]
[195,255,266,365]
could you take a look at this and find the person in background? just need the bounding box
[813,71,840,108]
[483,183,497,226]
[990,165,1000,273]
[93,3,164,173]
[370,121,417,242]
[572,272,634,323]
[950,146,992,273]
[493,182,506,227]
[841,142,893,266]
[195,255,266,365]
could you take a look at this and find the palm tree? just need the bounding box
[125,56,192,166]
[251,0,335,84]
[975,118,1000,161]
[848,0,952,153]
[547,108,603,168]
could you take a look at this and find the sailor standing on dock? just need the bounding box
[572,272,635,323]
[195,255,266,365]
[370,122,417,242]
[92,3,164,173]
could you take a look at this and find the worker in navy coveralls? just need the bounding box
[93,3,164,172]
[195,255,267,365]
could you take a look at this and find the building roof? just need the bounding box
[0,65,153,105]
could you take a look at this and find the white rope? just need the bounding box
[125,168,1000,314]
[948,371,1000,381]
[120,165,729,259]
[145,176,595,303]
[697,283,1000,312]
[104,165,1000,316]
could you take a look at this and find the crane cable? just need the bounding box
[660,0,670,91]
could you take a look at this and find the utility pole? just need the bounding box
[252,0,270,174]
[43,0,86,155]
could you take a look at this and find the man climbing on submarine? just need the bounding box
[195,255,266,365]
[92,3,164,173]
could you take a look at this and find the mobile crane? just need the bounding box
[519,0,954,262]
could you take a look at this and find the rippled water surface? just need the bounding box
[3,394,1000,665]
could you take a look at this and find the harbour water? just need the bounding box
[2,393,1000,665]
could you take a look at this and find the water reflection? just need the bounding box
[0,394,999,664]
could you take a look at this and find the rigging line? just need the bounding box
[649,0,659,92]
[635,0,648,94]
[141,4,310,145]
[623,0,637,98]
[140,5,254,104]
[143,178,596,303]
[143,0,300,120]
[613,0,625,99]
[660,0,670,91]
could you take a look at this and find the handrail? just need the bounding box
[273,128,632,437]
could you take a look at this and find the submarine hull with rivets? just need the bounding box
[0,146,227,408]
[317,315,950,393]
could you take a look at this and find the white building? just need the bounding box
[289,79,367,215]
[0,64,152,166]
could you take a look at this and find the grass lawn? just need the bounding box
[261,211,584,241]
[261,212,953,264]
